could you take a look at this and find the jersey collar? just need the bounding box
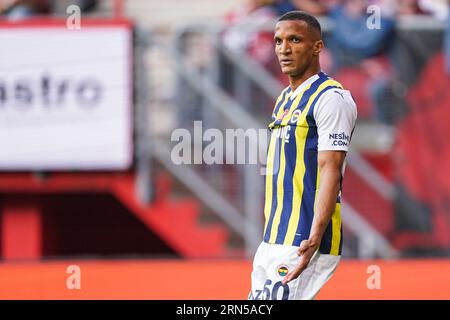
[289,72,322,100]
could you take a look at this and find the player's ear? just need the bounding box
[313,40,324,56]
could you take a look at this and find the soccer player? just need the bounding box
[249,11,357,300]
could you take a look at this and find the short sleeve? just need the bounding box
[314,89,357,152]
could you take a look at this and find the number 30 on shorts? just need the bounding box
[249,279,290,300]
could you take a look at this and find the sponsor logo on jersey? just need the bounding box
[334,90,345,99]
[274,126,291,143]
[329,132,350,147]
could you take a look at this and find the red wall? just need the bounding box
[1,259,449,299]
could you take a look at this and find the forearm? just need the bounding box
[309,160,342,247]
[282,161,342,285]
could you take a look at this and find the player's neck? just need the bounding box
[288,65,321,92]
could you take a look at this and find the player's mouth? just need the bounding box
[280,59,293,66]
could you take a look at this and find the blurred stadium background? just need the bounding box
[1,0,450,299]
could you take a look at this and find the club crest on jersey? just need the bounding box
[277,265,289,277]
[277,108,289,121]
[289,109,301,124]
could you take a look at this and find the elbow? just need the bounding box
[318,151,346,174]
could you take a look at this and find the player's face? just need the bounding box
[274,20,321,77]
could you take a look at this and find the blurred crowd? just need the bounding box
[2,0,448,124]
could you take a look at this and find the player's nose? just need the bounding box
[279,40,291,55]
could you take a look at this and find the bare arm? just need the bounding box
[282,150,345,285]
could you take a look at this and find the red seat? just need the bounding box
[334,67,374,118]
[393,52,450,251]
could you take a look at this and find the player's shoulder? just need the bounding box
[314,85,357,121]
[318,86,357,109]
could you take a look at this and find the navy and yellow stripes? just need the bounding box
[263,72,344,256]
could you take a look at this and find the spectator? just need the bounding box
[390,0,425,16]
[290,0,339,15]
[417,0,450,74]
[327,0,395,67]
[273,0,340,16]
[324,0,396,120]
[370,0,444,123]
[418,0,448,20]
[272,0,296,15]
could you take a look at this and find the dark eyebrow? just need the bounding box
[274,33,305,42]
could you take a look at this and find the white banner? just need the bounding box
[0,23,132,170]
